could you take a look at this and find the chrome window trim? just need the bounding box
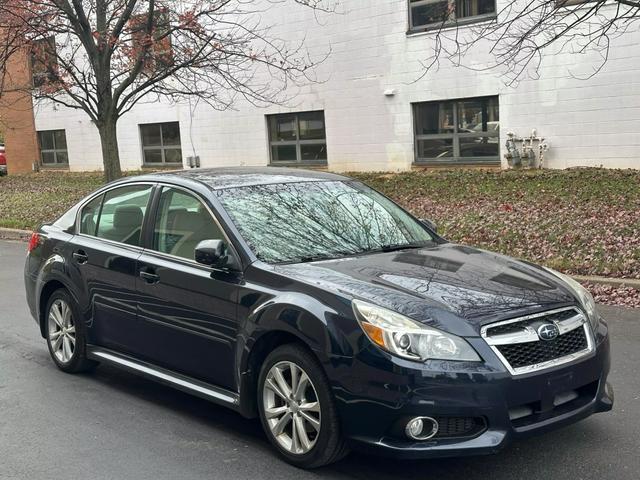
[73,181,244,271]
[481,306,595,376]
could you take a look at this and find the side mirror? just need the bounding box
[420,218,438,234]
[195,239,233,269]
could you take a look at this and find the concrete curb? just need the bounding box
[1,227,638,290]
[0,227,31,242]
[573,275,640,290]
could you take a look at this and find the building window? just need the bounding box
[37,130,68,166]
[130,9,173,74]
[268,111,328,165]
[31,37,59,87]
[555,0,594,6]
[140,122,182,165]
[409,0,496,31]
[413,96,499,164]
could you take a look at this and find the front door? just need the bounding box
[135,186,241,391]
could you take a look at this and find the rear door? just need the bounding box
[67,183,154,351]
[134,185,242,390]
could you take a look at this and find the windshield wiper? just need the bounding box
[297,251,357,263]
[375,242,428,253]
[292,243,426,263]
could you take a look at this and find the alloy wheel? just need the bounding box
[263,361,322,455]
[47,299,76,364]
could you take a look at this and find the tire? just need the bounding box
[257,343,349,468]
[44,289,98,373]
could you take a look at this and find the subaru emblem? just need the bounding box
[537,323,560,341]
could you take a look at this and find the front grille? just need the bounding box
[496,327,588,369]
[433,416,486,439]
[485,309,576,337]
[481,307,594,375]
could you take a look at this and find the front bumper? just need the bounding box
[330,321,613,459]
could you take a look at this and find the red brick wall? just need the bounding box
[0,40,39,174]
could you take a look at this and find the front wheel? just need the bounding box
[257,344,348,468]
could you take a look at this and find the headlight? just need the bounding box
[352,299,481,362]
[543,267,599,331]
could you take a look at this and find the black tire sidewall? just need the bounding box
[45,289,90,373]
[257,344,344,468]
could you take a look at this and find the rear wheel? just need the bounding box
[45,289,97,373]
[257,344,348,468]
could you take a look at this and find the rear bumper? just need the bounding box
[330,321,612,459]
[24,261,39,324]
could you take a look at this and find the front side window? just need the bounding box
[87,185,153,246]
[268,111,328,165]
[414,96,499,164]
[409,0,496,31]
[152,187,225,261]
[140,122,182,165]
[218,181,433,264]
[37,130,68,166]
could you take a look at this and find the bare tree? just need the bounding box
[0,0,335,181]
[414,0,640,84]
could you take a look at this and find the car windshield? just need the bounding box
[217,180,433,264]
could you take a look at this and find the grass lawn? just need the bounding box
[351,168,640,280]
[1,168,639,281]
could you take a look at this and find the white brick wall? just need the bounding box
[34,0,640,171]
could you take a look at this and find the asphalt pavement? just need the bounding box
[1,239,638,479]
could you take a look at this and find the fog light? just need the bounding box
[405,416,439,440]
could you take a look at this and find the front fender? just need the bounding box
[234,288,357,418]
[239,291,354,369]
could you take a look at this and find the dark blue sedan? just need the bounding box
[24,168,613,468]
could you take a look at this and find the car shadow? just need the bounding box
[79,364,611,480]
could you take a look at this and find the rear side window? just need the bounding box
[152,187,224,261]
[80,185,152,246]
[96,185,153,246]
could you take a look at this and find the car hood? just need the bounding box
[273,243,578,337]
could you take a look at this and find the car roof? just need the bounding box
[128,167,351,191]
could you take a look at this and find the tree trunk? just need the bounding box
[98,117,122,182]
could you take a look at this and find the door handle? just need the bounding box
[72,251,88,264]
[139,270,160,284]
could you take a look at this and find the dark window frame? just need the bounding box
[555,0,595,7]
[413,96,500,165]
[37,129,69,167]
[129,9,174,75]
[408,0,497,33]
[139,121,183,166]
[31,36,60,88]
[267,111,328,166]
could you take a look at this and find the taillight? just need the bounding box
[27,232,41,253]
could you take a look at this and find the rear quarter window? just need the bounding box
[53,205,80,232]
